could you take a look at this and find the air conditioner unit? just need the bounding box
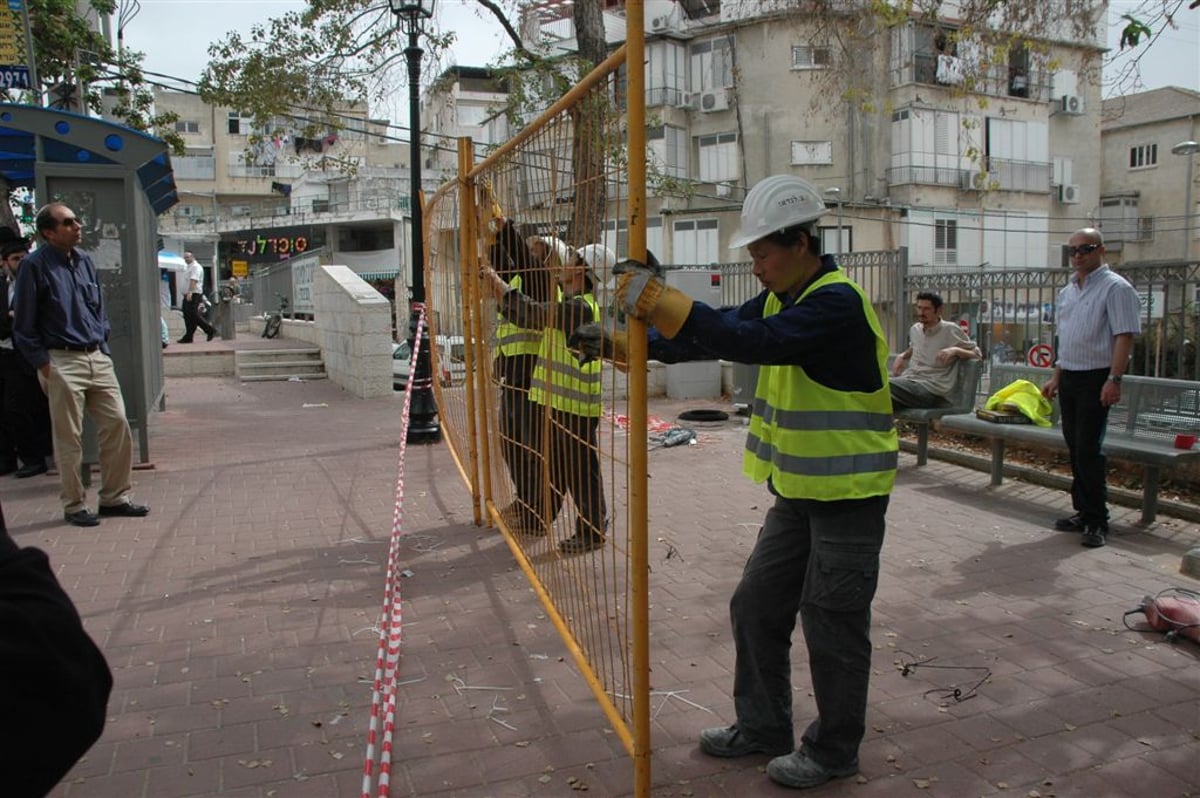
[649,14,671,33]
[700,89,729,113]
[676,91,696,110]
[960,170,988,191]
[715,182,732,198]
[1059,94,1083,115]
[1058,183,1081,204]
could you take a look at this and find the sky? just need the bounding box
[124,0,1200,119]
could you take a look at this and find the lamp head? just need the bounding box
[1171,141,1199,157]
[388,0,436,34]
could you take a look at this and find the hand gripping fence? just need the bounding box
[360,305,426,798]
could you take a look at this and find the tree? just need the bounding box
[3,0,183,153]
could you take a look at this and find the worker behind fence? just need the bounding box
[889,291,981,409]
[488,218,554,536]
[481,235,608,555]
[571,174,897,790]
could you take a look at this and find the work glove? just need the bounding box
[613,258,692,339]
[568,322,629,371]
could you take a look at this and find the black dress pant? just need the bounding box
[0,349,50,467]
[497,354,539,520]
[1058,368,1111,526]
[522,404,606,537]
[181,294,214,341]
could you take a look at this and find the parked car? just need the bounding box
[392,335,467,392]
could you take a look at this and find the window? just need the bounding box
[1099,197,1139,242]
[648,125,688,179]
[175,120,200,134]
[791,45,831,69]
[1138,216,1155,241]
[227,112,253,135]
[791,141,833,166]
[672,218,719,265]
[1129,144,1158,169]
[690,36,734,92]
[934,219,958,265]
[697,132,738,183]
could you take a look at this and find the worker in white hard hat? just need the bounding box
[571,174,897,790]
[481,234,608,555]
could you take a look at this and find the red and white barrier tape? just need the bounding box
[361,305,426,798]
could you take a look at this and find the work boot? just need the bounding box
[698,725,792,758]
[1054,513,1084,532]
[1081,524,1106,548]
[767,749,858,789]
[557,531,604,554]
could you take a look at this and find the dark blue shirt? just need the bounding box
[12,245,110,370]
[648,256,883,393]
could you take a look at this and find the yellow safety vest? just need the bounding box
[496,275,542,357]
[529,292,602,417]
[743,270,898,500]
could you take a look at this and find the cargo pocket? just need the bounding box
[804,542,880,612]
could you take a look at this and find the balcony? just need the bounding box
[885,164,964,188]
[886,158,1052,193]
[897,52,1051,103]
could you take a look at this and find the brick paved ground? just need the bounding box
[3,372,1197,797]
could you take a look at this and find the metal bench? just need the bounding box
[939,364,1200,523]
[891,357,985,466]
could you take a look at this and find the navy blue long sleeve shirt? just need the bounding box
[648,257,883,394]
[12,245,111,370]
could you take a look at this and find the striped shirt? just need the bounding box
[1054,264,1141,371]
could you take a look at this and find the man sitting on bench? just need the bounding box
[890,291,981,409]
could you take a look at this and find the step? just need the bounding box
[240,373,330,383]
[237,362,328,377]
[235,348,326,382]
[235,348,323,363]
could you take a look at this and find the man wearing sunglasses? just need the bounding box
[12,203,150,528]
[1039,229,1140,548]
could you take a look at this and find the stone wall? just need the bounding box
[310,265,393,398]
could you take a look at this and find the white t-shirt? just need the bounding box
[185,261,204,299]
[902,319,975,398]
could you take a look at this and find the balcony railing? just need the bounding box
[886,164,964,187]
[887,158,1052,193]
[896,52,1051,103]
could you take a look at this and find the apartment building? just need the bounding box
[473,0,1107,271]
[154,88,438,291]
[1099,87,1200,264]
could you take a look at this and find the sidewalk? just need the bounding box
[2,375,1196,797]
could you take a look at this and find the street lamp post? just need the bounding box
[389,0,440,443]
[1172,140,1199,262]
[823,187,843,256]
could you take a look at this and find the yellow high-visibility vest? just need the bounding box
[743,270,898,500]
[496,275,542,357]
[529,292,602,417]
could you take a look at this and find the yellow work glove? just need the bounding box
[568,322,629,372]
[613,259,692,339]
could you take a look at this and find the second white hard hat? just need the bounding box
[576,243,618,287]
[728,175,828,249]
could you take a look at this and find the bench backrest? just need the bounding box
[988,364,1200,443]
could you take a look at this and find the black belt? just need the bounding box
[51,343,101,353]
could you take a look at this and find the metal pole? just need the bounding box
[404,26,440,442]
[1182,152,1195,262]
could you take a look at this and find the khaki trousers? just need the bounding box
[41,350,134,513]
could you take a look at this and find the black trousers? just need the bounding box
[730,493,888,768]
[0,349,51,467]
[181,294,214,341]
[497,354,539,519]
[1058,368,1110,526]
[522,404,606,537]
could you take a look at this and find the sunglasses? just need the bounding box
[1067,243,1101,256]
[56,216,82,228]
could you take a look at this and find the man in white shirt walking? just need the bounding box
[178,251,215,343]
[890,292,980,409]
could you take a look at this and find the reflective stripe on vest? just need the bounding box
[528,292,602,417]
[742,270,897,500]
[496,275,542,356]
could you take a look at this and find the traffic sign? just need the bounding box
[1028,343,1053,368]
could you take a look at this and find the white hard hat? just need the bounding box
[728,175,828,249]
[576,243,617,287]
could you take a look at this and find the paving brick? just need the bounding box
[14,375,1197,797]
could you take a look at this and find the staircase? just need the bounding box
[235,348,328,382]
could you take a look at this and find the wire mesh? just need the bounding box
[424,54,645,756]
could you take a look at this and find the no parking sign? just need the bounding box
[1028,343,1053,367]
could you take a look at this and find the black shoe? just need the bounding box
[14,462,48,478]
[767,749,859,789]
[177,337,193,344]
[1081,524,1106,548]
[206,330,216,341]
[1054,513,1085,532]
[64,509,100,527]
[698,725,792,758]
[98,502,151,518]
[558,532,605,554]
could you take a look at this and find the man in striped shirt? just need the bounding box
[1040,228,1141,548]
